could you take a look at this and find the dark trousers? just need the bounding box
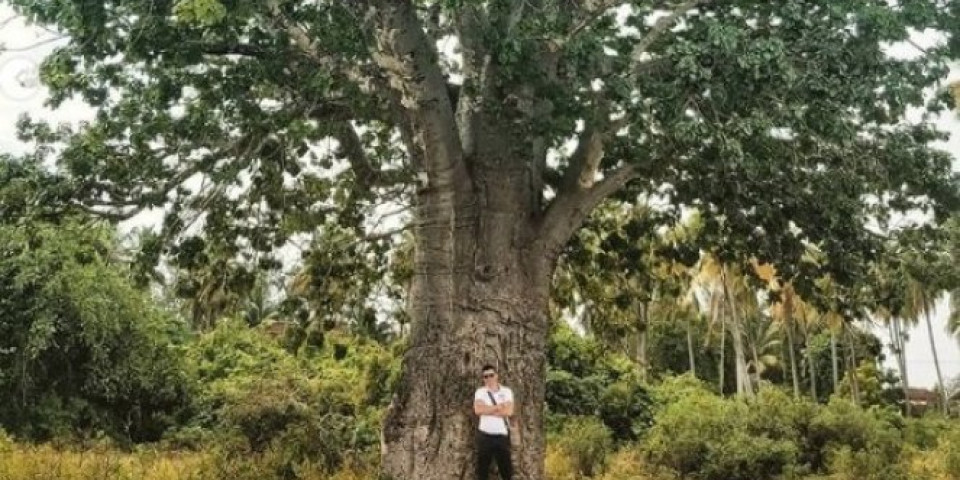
[476,432,512,480]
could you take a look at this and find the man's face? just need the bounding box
[482,369,497,386]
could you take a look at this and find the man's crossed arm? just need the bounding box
[474,400,514,417]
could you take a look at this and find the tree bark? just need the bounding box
[750,339,761,389]
[718,294,726,395]
[366,4,559,478]
[803,311,818,401]
[380,168,553,480]
[807,345,818,401]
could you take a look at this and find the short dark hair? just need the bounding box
[481,364,496,373]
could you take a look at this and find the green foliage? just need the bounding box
[0,214,190,443]
[641,385,932,480]
[547,324,654,442]
[6,0,956,321]
[805,399,904,473]
[548,416,614,478]
[180,320,392,476]
[598,379,654,442]
[644,388,799,480]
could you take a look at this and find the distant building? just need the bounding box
[904,388,940,416]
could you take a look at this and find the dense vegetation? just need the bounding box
[0,163,957,478]
[2,0,960,478]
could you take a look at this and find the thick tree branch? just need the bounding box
[362,0,468,193]
[267,0,338,71]
[539,164,638,255]
[565,0,627,43]
[330,121,382,190]
[560,116,628,193]
[196,42,267,57]
[537,0,704,253]
[631,0,705,62]
[331,122,372,174]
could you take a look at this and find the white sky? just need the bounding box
[1,6,958,389]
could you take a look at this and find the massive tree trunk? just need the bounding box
[365,4,640,478]
[380,226,552,480]
[379,127,555,479]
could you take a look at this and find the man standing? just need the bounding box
[473,364,513,480]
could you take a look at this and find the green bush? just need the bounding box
[902,415,952,450]
[644,390,798,480]
[805,399,903,473]
[182,321,387,476]
[598,378,654,441]
[546,324,655,442]
[549,416,614,477]
[546,369,604,416]
[827,445,908,480]
[937,423,960,479]
[0,220,191,443]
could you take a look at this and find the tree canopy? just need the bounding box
[4,0,960,477]
[5,0,956,294]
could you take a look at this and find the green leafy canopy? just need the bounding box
[4,0,959,300]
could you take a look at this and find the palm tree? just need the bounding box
[768,283,802,398]
[682,288,700,377]
[175,257,254,331]
[692,255,729,393]
[906,278,949,414]
[797,303,823,401]
[699,258,754,397]
[823,311,844,394]
[879,306,913,416]
[950,289,960,345]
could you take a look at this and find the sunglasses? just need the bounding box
[483,373,496,379]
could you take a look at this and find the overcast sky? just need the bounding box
[1,5,958,389]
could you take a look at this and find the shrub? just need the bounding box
[827,445,908,480]
[644,391,798,480]
[549,416,614,477]
[0,221,192,443]
[648,373,713,410]
[598,379,654,441]
[943,425,960,480]
[183,321,387,476]
[546,369,604,416]
[597,447,679,480]
[545,443,578,480]
[805,399,903,473]
[903,415,952,450]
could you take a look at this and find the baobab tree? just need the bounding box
[4,1,960,478]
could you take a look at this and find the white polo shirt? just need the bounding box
[475,386,514,436]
